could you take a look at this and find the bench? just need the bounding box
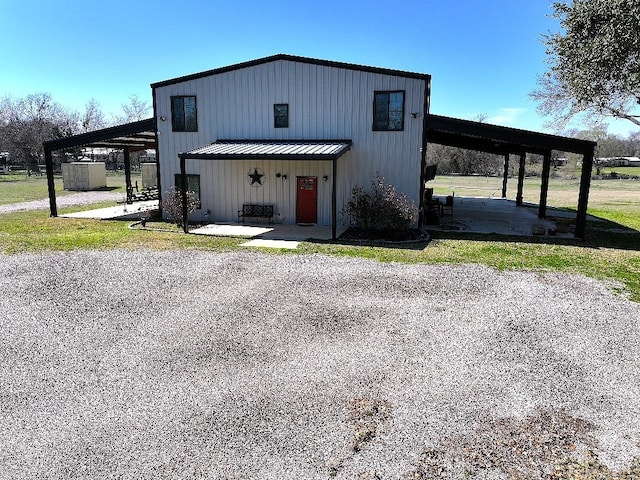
[238,204,274,223]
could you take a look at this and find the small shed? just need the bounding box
[141,162,158,189]
[62,162,107,191]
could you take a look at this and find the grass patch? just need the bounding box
[0,174,68,205]
[600,166,640,176]
[4,208,638,300]
[0,171,139,206]
[0,209,242,254]
[1,174,639,302]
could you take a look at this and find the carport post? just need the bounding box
[538,150,552,219]
[501,153,509,198]
[44,146,57,217]
[180,156,188,234]
[516,152,526,206]
[124,147,132,203]
[575,148,594,239]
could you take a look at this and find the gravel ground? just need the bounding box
[0,250,639,479]
[0,191,124,214]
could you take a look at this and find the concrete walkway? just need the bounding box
[190,223,348,249]
[60,200,159,220]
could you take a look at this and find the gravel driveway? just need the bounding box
[1,250,639,479]
[0,191,123,215]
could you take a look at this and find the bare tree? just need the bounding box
[115,94,151,123]
[80,98,107,132]
[0,93,75,173]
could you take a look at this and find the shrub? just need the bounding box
[342,175,418,232]
[161,186,199,227]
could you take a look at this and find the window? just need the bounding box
[174,174,201,209]
[274,104,289,128]
[171,96,198,132]
[372,91,405,131]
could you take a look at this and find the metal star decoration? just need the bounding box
[248,168,264,186]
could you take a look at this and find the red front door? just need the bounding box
[296,176,317,224]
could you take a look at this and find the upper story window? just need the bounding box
[373,91,405,131]
[171,96,198,132]
[274,104,289,128]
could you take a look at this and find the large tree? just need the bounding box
[532,0,640,129]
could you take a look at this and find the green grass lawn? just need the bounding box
[600,166,640,176]
[0,174,68,205]
[0,171,138,206]
[1,174,639,301]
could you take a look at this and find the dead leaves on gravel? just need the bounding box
[412,408,640,480]
[332,402,639,479]
[348,397,392,453]
[328,397,392,478]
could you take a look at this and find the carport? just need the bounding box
[43,118,158,217]
[423,114,597,239]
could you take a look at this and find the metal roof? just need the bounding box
[43,118,156,152]
[426,114,596,156]
[179,140,353,161]
[151,54,431,89]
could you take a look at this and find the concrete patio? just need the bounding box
[426,196,575,238]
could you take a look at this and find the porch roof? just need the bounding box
[179,139,352,161]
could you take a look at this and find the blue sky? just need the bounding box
[0,0,634,136]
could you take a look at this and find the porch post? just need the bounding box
[501,153,509,198]
[516,152,526,206]
[44,146,57,217]
[538,150,552,219]
[124,147,132,203]
[418,148,427,228]
[180,155,188,234]
[332,158,337,240]
[575,147,594,239]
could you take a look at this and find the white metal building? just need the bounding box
[151,54,431,233]
[43,54,597,240]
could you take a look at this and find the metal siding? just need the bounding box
[155,59,425,225]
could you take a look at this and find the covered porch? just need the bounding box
[178,139,352,240]
[425,195,577,237]
[423,114,597,239]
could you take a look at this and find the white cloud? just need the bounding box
[487,108,527,126]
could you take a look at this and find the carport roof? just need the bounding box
[426,114,596,156]
[43,118,156,151]
[179,140,353,161]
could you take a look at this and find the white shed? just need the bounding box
[141,163,158,189]
[62,162,107,191]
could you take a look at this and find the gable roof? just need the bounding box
[150,54,431,89]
